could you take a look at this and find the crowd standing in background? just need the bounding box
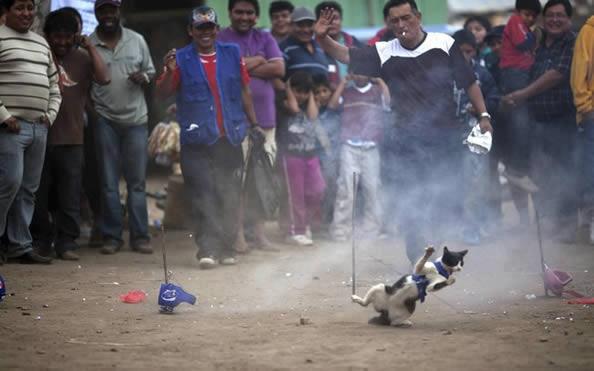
[1,0,593,270]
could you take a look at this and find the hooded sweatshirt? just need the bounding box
[571,16,594,124]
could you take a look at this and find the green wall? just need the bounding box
[205,0,448,28]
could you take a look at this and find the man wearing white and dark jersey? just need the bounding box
[315,0,493,264]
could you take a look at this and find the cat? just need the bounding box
[351,246,468,327]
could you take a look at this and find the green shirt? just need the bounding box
[89,27,155,125]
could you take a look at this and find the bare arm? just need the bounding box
[249,58,285,80]
[244,56,267,71]
[505,70,563,104]
[314,8,350,64]
[81,37,110,85]
[328,78,347,110]
[306,92,319,120]
[372,77,391,109]
[466,82,493,133]
[284,79,300,114]
[241,84,258,126]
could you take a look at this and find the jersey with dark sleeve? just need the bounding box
[349,32,476,128]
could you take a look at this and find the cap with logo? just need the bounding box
[291,7,316,23]
[190,6,218,27]
[95,0,122,10]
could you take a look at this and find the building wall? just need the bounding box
[205,0,447,29]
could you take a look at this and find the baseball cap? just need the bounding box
[190,6,218,27]
[95,0,122,10]
[291,7,315,23]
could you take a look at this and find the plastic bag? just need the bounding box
[244,130,281,220]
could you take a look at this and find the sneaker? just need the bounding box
[305,226,312,239]
[288,234,314,246]
[58,250,80,261]
[198,256,217,269]
[131,239,153,254]
[220,257,237,265]
[11,251,53,265]
[35,243,56,258]
[100,240,122,255]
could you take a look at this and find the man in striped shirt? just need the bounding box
[0,0,62,264]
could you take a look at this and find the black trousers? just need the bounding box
[31,145,83,252]
[180,139,244,259]
[83,116,102,223]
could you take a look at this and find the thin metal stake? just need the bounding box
[352,172,359,296]
[160,224,169,284]
[534,207,548,296]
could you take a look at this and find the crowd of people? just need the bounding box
[0,0,593,270]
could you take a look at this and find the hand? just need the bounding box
[245,55,266,71]
[249,125,266,144]
[479,117,493,134]
[500,94,516,111]
[370,77,382,84]
[163,49,177,71]
[38,115,50,128]
[77,35,92,50]
[2,116,20,133]
[345,73,353,81]
[128,71,148,85]
[424,246,435,258]
[314,7,335,38]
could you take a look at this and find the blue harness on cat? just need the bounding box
[412,261,450,303]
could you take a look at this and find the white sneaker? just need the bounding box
[220,257,237,265]
[305,226,312,239]
[288,234,314,246]
[198,257,217,269]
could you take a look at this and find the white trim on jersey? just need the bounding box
[375,32,456,66]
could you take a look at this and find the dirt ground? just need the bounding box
[1,183,594,370]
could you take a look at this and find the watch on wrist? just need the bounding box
[479,112,492,120]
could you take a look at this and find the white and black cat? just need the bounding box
[351,246,468,327]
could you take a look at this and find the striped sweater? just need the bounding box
[0,24,61,125]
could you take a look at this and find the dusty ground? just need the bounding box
[1,187,594,370]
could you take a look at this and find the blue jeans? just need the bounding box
[0,120,47,257]
[95,116,149,243]
[531,114,578,226]
[500,68,532,175]
[462,150,489,233]
[388,126,464,264]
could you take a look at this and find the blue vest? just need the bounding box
[412,261,451,303]
[176,42,247,146]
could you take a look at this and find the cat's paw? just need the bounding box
[424,246,435,257]
[392,320,413,328]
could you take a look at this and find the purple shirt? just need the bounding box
[218,27,283,128]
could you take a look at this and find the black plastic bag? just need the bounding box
[244,131,281,220]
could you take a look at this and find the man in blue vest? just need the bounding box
[157,6,260,269]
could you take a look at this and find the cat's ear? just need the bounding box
[460,249,468,257]
[443,246,449,254]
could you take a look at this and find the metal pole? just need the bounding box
[534,207,548,296]
[161,224,169,284]
[352,172,359,296]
